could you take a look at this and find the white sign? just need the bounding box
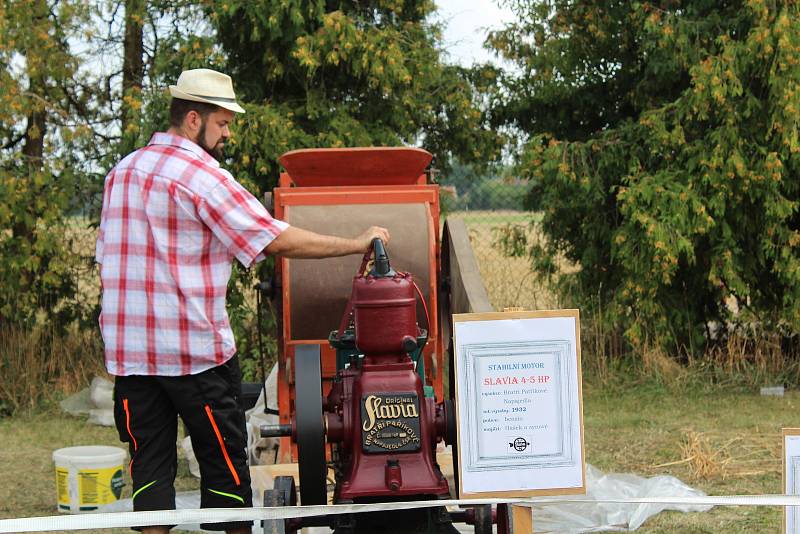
[453,310,585,497]
[785,429,800,533]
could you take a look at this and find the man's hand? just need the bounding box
[356,226,390,252]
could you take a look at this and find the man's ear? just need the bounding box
[183,110,202,134]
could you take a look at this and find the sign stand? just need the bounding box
[784,428,800,533]
[451,309,586,532]
[511,504,533,533]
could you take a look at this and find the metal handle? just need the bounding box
[370,238,394,277]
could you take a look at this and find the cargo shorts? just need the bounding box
[113,355,252,531]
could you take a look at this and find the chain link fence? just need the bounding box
[440,170,561,312]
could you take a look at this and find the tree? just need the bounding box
[0,0,104,327]
[489,1,800,355]
[119,0,145,154]
[201,0,503,191]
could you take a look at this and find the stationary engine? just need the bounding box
[325,239,453,504]
[264,240,458,533]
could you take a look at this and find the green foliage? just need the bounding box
[492,1,800,355]
[469,179,528,211]
[0,0,101,328]
[205,0,504,190]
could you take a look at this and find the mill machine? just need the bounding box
[259,148,503,533]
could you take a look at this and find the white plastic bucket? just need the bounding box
[53,446,126,513]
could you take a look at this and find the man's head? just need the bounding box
[168,68,244,159]
[169,99,233,159]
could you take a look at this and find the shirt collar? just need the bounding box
[148,132,220,168]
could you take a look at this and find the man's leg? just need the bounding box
[166,356,253,532]
[113,375,179,531]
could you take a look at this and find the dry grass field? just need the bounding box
[450,210,565,311]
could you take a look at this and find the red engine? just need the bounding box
[324,239,451,502]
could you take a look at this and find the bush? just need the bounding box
[0,324,105,415]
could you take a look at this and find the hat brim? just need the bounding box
[169,86,246,113]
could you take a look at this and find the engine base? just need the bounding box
[332,506,461,534]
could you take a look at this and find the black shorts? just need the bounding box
[113,356,252,531]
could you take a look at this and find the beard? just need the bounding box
[197,120,225,160]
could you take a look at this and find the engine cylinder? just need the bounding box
[351,273,417,355]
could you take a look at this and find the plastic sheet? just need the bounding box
[60,377,114,427]
[527,463,713,532]
[244,364,280,466]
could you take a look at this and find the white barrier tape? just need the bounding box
[3,494,800,533]
[0,499,501,533]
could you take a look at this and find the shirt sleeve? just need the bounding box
[196,175,289,268]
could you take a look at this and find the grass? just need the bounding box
[0,325,106,415]
[0,380,794,532]
[0,411,197,534]
[583,381,790,532]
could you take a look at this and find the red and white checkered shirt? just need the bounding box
[96,132,289,376]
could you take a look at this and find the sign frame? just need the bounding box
[784,428,800,533]
[452,309,586,498]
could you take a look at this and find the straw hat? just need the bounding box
[169,68,245,113]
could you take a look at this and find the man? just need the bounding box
[96,68,389,534]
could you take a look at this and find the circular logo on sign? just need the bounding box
[510,437,530,452]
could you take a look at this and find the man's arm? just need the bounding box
[265,226,390,259]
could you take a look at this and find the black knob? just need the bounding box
[370,238,395,277]
[401,335,418,353]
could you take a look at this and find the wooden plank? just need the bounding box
[442,217,492,316]
[512,505,533,534]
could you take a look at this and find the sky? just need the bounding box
[433,0,517,67]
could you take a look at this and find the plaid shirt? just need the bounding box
[96,132,289,376]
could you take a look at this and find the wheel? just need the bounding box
[473,504,493,534]
[294,344,328,505]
